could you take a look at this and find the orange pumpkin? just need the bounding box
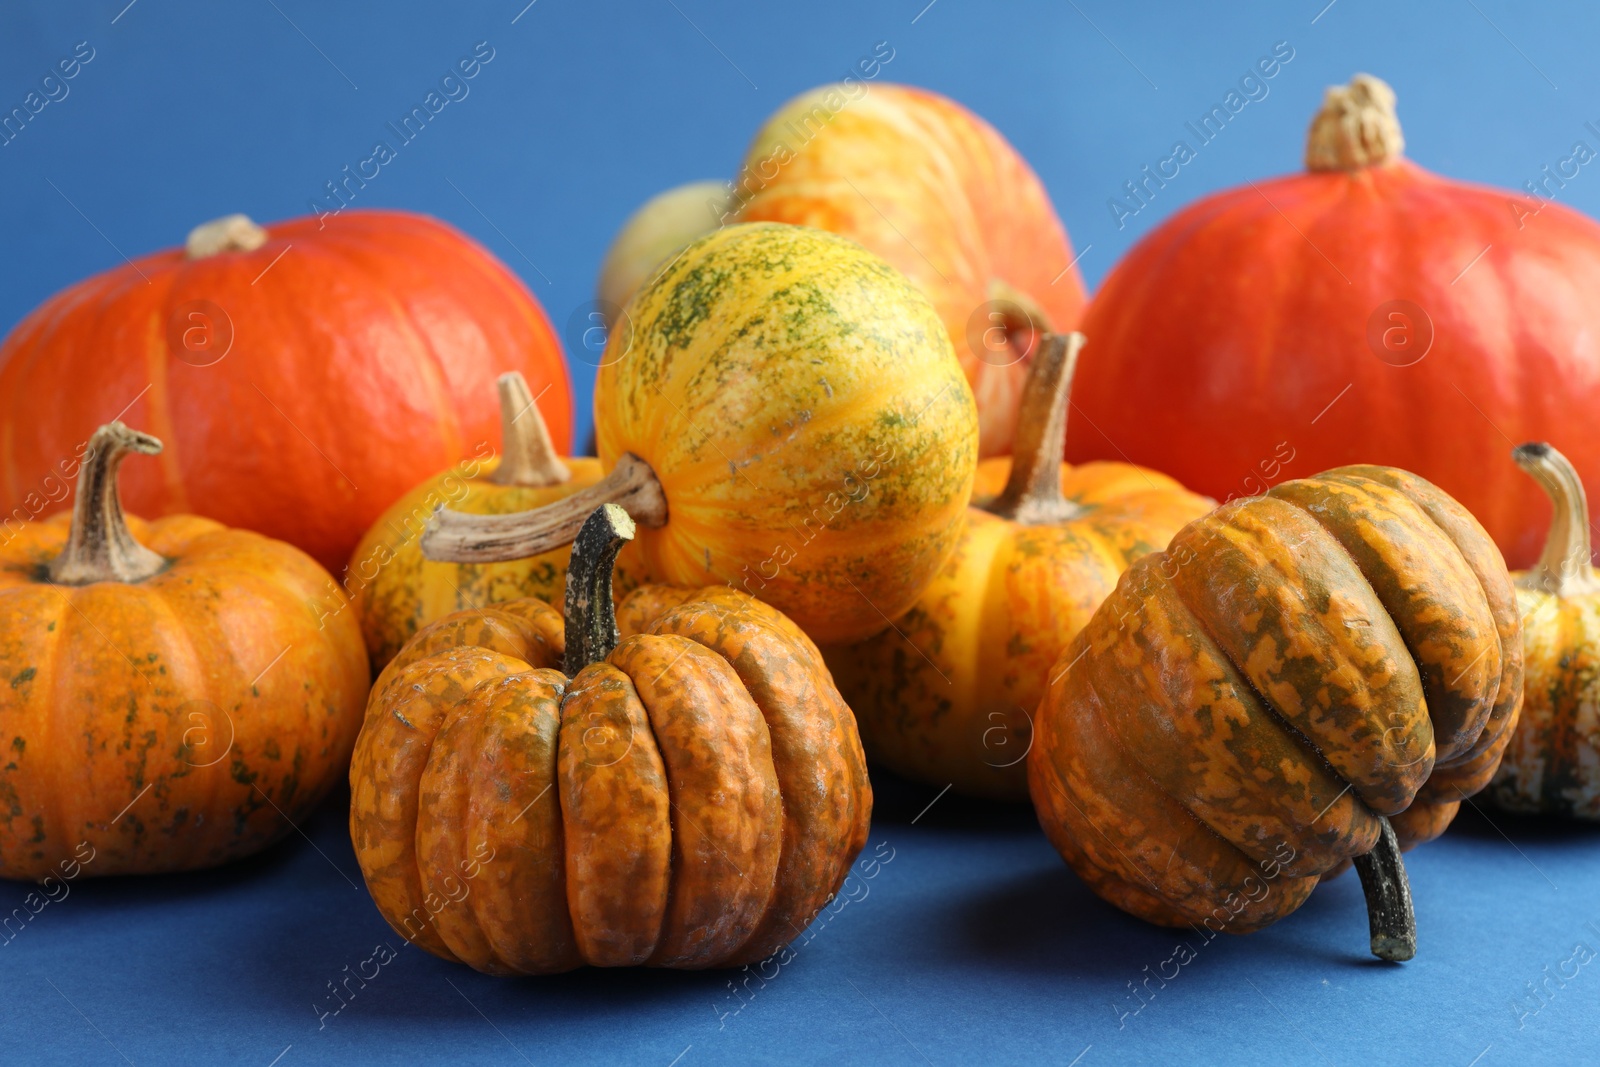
[1029,464,1522,959]
[348,372,606,671]
[823,334,1213,800]
[1071,73,1600,570]
[0,210,571,572]
[0,422,368,878]
[1490,443,1600,818]
[423,223,978,646]
[349,505,871,973]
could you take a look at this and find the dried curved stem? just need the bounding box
[1514,442,1600,597]
[564,504,635,675]
[422,453,667,563]
[488,371,570,487]
[1351,815,1416,962]
[981,332,1087,525]
[48,422,167,585]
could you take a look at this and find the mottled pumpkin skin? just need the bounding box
[348,455,606,670]
[0,513,369,879]
[823,458,1212,801]
[1028,466,1522,932]
[349,588,871,973]
[736,83,1087,457]
[1490,588,1600,819]
[595,222,978,646]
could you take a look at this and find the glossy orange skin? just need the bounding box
[736,83,1087,458]
[1071,157,1600,570]
[0,513,369,879]
[1028,466,1522,932]
[349,589,871,973]
[824,458,1212,801]
[0,210,572,572]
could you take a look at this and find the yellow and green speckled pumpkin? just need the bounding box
[348,372,604,670]
[423,223,979,647]
[1491,443,1600,819]
[824,334,1213,800]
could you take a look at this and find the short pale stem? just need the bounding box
[488,371,570,487]
[1513,442,1600,597]
[186,214,268,259]
[563,504,636,674]
[982,332,1087,525]
[48,422,167,585]
[421,453,667,563]
[1351,815,1416,962]
[1305,73,1404,172]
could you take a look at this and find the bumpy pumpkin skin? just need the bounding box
[348,454,606,669]
[0,210,572,572]
[736,83,1088,457]
[0,514,369,879]
[595,222,978,646]
[1028,466,1521,932]
[349,589,871,973]
[824,457,1212,801]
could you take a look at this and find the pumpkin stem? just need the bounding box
[421,453,668,563]
[186,214,268,259]
[1351,814,1416,962]
[1305,74,1404,173]
[488,371,571,487]
[982,332,1087,525]
[563,504,636,674]
[1513,442,1600,597]
[48,422,167,585]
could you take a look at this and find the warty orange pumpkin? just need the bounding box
[0,210,571,572]
[350,504,871,973]
[0,422,368,879]
[822,333,1213,800]
[1028,464,1523,959]
[423,222,978,647]
[347,371,605,671]
[1489,443,1600,819]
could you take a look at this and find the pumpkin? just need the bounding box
[603,83,1087,458]
[0,422,368,879]
[423,222,978,646]
[597,181,732,319]
[1028,464,1523,959]
[1069,73,1600,570]
[349,504,871,973]
[822,333,1213,800]
[0,210,571,573]
[347,371,605,671]
[1489,443,1600,818]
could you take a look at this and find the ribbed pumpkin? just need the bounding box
[350,505,871,973]
[822,334,1213,800]
[1070,73,1600,569]
[1490,443,1600,818]
[1028,465,1523,959]
[0,210,571,572]
[348,372,604,671]
[0,422,368,879]
[424,223,978,646]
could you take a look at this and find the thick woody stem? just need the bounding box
[981,332,1087,525]
[1513,442,1600,597]
[1305,74,1404,172]
[422,453,667,563]
[186,214,268,259]
[1351,815,1416,962]
[563,504,636,674]
[488,372,571,487]
[48,422,167,585]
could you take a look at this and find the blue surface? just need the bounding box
[4,1,1600,1064]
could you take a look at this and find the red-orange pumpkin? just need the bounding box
[0,210,571,572]
[1070,73,1600,569]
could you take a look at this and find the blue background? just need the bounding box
[3,1,1599,1064]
